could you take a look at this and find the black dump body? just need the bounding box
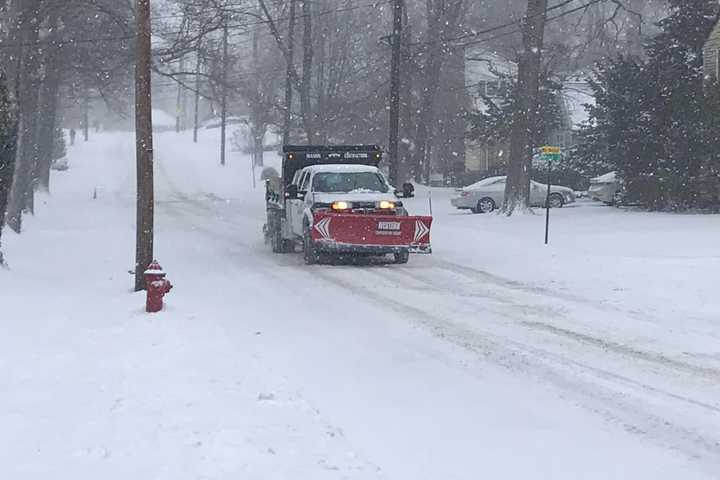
[281,145,383,187]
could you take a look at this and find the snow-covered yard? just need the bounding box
[1,130,718,479]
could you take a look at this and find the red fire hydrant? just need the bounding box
[144,260,173,313]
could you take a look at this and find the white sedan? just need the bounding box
[450,176,576,213]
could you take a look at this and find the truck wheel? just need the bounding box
[303,227,319,265]
[271,227,293,253]
[271,227,283,253]
[394,249,410,264]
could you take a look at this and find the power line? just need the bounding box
[458,0,606,49]
[0,0,392,50]
[449,0,580,44]
[405,0,605,49]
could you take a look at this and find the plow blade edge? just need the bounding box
[311,212,432,253]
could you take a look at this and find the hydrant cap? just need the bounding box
[144,260,165,276]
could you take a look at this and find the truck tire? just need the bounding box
[271,227,283,253]
[303,226,319,265]
[269,210,293,253]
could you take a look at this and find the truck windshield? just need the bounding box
[312,172,389,193]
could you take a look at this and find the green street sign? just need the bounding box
[540,146,561,162]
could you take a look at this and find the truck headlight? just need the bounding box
[378,200,395,210]
[332,201,351,211]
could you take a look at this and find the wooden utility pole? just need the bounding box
[388,0,403,186]
[193,49,202,143]
[220,20,228,166]
[134,0,154,291]
[282,0,297,145]
[300,0,314,144]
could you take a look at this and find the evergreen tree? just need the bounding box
[571,0,720,210]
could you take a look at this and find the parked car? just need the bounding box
[589,171,622,205]
[450,176,576,213]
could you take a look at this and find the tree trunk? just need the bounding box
[7,0,42,231]
[430,39,466,187]
[35,81,59,193]
[220,21,228,166]
[398,6,413,182]
[413,1,442,184]
[0,78,17,266]
[36,25,62,193]
[83,86,89,142]
[253,127,264,168]
[388,0,404,187]
[176,56,185,133]
[502,0,548,215]
[193,49,201,143]
[282,0,297,145]
[250,25,265,168]
[134,0,155,292]
[300,0,315,144]
[413,0,464,184]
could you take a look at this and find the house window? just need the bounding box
[476,81,488,97]
[476,81,503,98]
[486,81,501,98]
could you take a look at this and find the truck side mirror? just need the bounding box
[286,184,298,199]
[402,182,415,198]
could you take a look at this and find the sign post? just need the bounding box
[540,146,561,245]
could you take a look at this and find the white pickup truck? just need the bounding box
[265,146,432,265]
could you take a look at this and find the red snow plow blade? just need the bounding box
[311,212,433,254]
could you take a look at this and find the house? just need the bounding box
[703,17,720,81]
[464,49,594,178]
[464,49,515,175]
[553,76,594,148]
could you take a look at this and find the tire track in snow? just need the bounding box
[378,263,720,381]
[310,266,720,471]
[428,257,720,343]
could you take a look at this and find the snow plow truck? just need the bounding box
[265,145,433,265]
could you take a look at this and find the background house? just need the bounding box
[464,50,515,176]
[464,49,594,182]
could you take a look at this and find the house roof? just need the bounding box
[465,48,515,84]
[464,48,595,129]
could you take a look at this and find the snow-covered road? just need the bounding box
[2,131,718,479]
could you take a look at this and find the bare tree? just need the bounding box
[502,0,548,215]
[0,72,16,266]
[412,0,464,183]
[6,0,42,231]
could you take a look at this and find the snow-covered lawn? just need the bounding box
[415,189,720,363]
[1,130,718,479]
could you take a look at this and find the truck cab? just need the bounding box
[286,164,405,239]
